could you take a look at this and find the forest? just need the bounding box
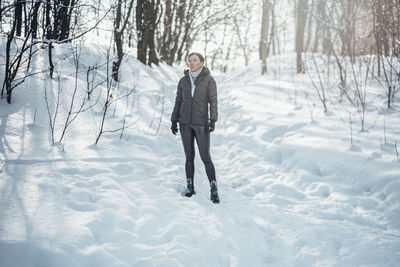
[1,0,399,106]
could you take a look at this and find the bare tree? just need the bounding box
[296,0,308,73]
[96,49,137,144]
[370,0,400,108]
[336,0,359,62]
[348,55,371,131]
[58,47,88,143]
[305,53,328,112]
[112,0,134,81]
[2,1,36,103]
[267,0,277,57]
[1,1,111,103]
[30,1,41,39]
[304,0,314,52]
[232,0,258,66]
[44,68,62,144]
[260,0,270,74]
[44,46,94,144]
[15,0,23,36]
[136,0,161,66]
[157,0,185,65]
[375,56,400,109]
[156,0,234,65]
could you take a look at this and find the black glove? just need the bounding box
[208,120,216,133]
[171,121,178,135]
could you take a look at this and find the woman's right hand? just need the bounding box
[171,121,178,135]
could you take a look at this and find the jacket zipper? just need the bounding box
[187,73,205,125]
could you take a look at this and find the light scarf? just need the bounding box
[189,67,203,97]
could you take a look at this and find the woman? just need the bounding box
[170,52,220,204]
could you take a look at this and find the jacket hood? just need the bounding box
[184,66,210,77]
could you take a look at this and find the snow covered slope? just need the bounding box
[0,43,399,267]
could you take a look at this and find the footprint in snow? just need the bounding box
[111,164,134,176]
[261,122,307,143]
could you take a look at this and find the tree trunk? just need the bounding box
[312,19,320,52]
[177,24,190,63]
[15,0,23,36]
[267,2,276,57]
[296,0,308,73]
[136,0,147,64]
[160,0,173,62]
[113,0,134,80]
[304,0,314,52]
[147,0,160,66]
[3,13,17,102]
[58,0,70,40]
[60,0,76,40]
[48,42,54,78]
[23,1,28,37]
[316,1,330,56]
[0,0,3,24]
[51,0,74,40]
[260,0,270,74]
[27,2,42,72]
[31,2,41,39]
[53,1,60,39]
[113,0,124,81]
[45,0,52,39]
[176,0,196,63]
[372,0,381,76]
[381,2,390,57]
[168,0,185,65]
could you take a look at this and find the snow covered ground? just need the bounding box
[1,42,399,267]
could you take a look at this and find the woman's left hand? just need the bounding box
[208,120,215,132]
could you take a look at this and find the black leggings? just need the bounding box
[180,124,216,183]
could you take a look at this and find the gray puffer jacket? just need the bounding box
[171,67,218,125]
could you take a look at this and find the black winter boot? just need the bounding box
[185,177,196,197]
[210,180,220,204]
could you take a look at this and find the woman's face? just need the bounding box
[188,55,204,72]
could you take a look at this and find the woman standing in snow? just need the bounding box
[170,52,220,204]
